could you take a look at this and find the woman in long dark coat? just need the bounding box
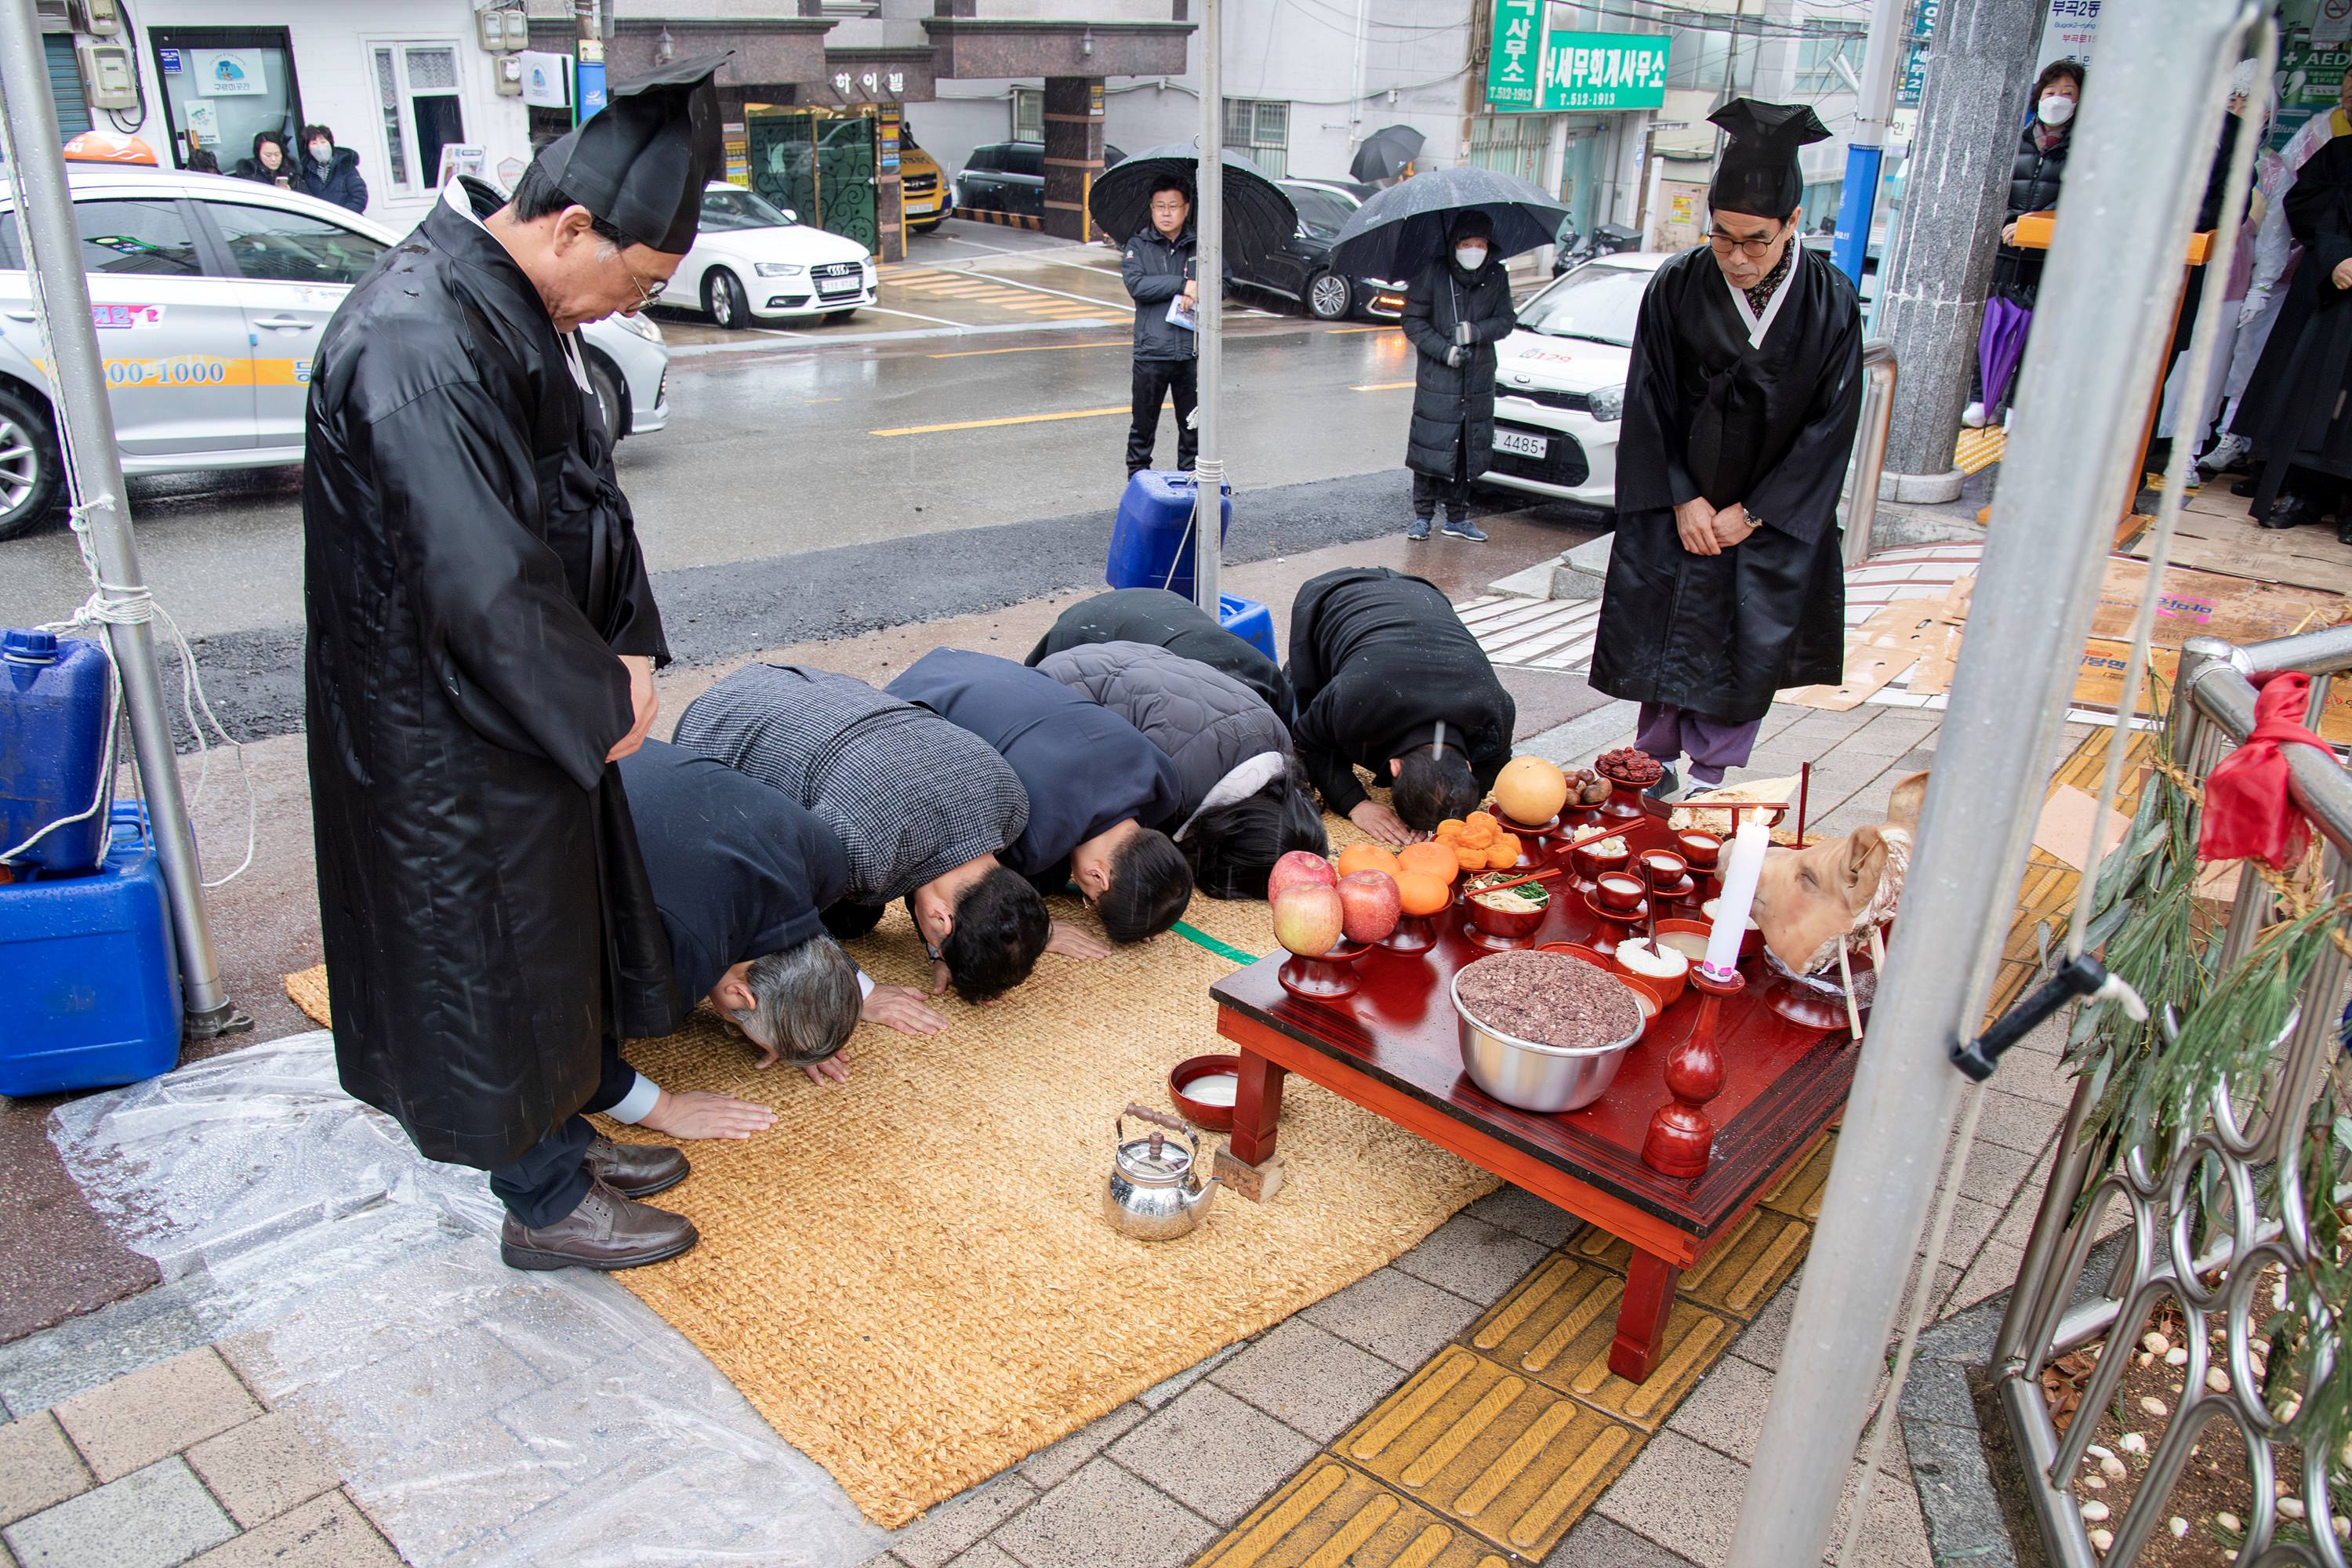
[1399,210,1516,542]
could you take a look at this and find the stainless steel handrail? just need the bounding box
[2184,632,2352,855]
[1841,339,1898,569]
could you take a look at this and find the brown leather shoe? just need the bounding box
[499,1178,699,1272]
[584,1134,688,1198]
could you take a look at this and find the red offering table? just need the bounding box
[1210,810,1857,1384]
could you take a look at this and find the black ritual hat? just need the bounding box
[1708,98,1831,219]
[535,51,730,254]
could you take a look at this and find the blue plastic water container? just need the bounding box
[1106,470,1233,601]
[1,628,111,876]
[1218,593,1277,662]
[0,802,181,1097]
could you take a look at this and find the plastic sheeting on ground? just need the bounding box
[48,1030,887,1568]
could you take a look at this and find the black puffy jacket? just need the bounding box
[2006,122,2070,223]
[1399,256,1515,480]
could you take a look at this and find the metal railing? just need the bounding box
[1841,338,1898,569]
[1991,626,2352,1567]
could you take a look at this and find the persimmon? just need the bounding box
[1455,844,1486,873]
[1485,837,1519,869]
[1434,818,1468,843]
[1395,870,1451,916]
[1397,840,1459,885]
[1336,844,1401,880]
[1467,811,1501,832]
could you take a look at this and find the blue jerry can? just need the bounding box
[1106,470,1233,602]
[1,628,112,877]
[0,803,182,1097]
[1217,594,1277,662]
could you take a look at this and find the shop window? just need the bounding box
[1666,28,1736,91]
[1468,114,1544,187]
[1223,98,1288,180]
[71,199,202,277]
[150,27,302,172]
[374,42,467,195]
[1796,29,1866,94]
[205,203,387,285]
[1012,87,1043,144]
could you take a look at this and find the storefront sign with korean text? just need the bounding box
[1486,2,1668,113]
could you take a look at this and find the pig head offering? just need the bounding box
[1746,771,1927,974]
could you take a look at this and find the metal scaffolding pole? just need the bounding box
[1828,0,1907,283]
[1191,0,1223,617]
[0,0,239,1035]
[1725,0,2241,1556]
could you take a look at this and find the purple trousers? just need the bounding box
[1635,703,1763,787]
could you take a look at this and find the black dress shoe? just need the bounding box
[584,1134,689,1198]
[2337,515,2352,547]
[2259,494,2314,531]
[2232,477,2259,497]
[500,1178,699,1272]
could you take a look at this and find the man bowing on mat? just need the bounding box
[1590,100,1864,800]
[303,55,731,1273]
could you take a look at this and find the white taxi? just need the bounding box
[0,165,671,540]
[1481,252,1666,519]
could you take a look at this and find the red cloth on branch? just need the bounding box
[2197,670,2329,869]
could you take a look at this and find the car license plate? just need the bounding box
[1495,427,1548,459]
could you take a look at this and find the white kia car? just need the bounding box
[677,183,878,329]
[1481,252,1668,518]
[0,164,670,540]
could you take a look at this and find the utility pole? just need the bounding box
[1830,0,1909,281]
[1192,0,1223,617]
[0,0,242,1038]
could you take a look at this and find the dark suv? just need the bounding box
[954,140,1127,219]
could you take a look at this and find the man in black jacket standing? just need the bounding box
[1120,176,1200,476]
[1287,568,1515,844]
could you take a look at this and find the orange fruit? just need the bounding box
[1435,818,1467,843]
[1397,840,1459,885]
[1467,811,1501,832]
[1461,822,1494,849]
[1455,844,1486,873]
[1396,870,1451,916]
[1337,844,1401,880]
[1485,838,1519,869]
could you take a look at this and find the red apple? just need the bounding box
[1265,849,1338,904]
[1337,869,1402,944]
[1270,883,1345,958]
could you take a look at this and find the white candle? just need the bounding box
[1701,817,1769,979]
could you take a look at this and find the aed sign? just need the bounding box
[1486,3,1668,113]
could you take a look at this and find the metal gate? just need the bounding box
[743,107,879,253]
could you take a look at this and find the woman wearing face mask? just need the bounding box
[1399,210,1515,541]
[1965,61,2084,429]
[295,124,368,215]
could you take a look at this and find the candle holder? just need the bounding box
[1641,963,1743,1178]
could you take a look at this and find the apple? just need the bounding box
[1337,869,1402,944]
[1265,849,1338,904]
[1270,883,1345,958]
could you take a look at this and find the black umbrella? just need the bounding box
[1330,164,1571,283]
[1087,144,1298,267]
[1349,125,1425,184]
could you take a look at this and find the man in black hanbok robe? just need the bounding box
[303,55,731,1272]
[1591,100,1864,797]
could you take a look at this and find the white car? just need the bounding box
[0,164,670,540]
[677,183,877,329]
[1481,252,1668,517]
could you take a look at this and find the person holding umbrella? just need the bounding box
[1400,211,1515,541]
[1120,176,1202,477]
[1588,100,1864,800]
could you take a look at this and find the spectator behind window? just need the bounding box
[297,124,368,215]
[234,131,294,191]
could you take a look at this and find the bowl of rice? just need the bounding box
[1450,949,1647,1113]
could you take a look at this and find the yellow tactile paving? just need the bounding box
[1334,1345,1641,1559]
[1759,1132,1835,1221]
[1570,1209,1809,1322]
[1954,426,2007,475]
[1465,1259,1736,1432]
[1198,1460,1517,1568]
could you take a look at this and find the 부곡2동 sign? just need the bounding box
[1486,2,1668,113]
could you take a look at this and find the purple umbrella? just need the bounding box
[1978,296,2032,412]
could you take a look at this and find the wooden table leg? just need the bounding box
[1609,1249,1683,1383]
[1230,1049,1286,1165]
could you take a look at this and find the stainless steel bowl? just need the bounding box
[1449,960,1646,1113]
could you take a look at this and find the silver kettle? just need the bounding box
[1102,1103,1221,1241]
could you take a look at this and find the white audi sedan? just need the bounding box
[1480,252,1668,520]
[677,183,878,329]
[0,164,670,541]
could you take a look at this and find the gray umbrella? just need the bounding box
[1087,145,1297,267]
[1349,125,1425,183]
[1330,164,1570,282]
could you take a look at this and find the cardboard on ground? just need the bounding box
[2033,784,2130,873]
